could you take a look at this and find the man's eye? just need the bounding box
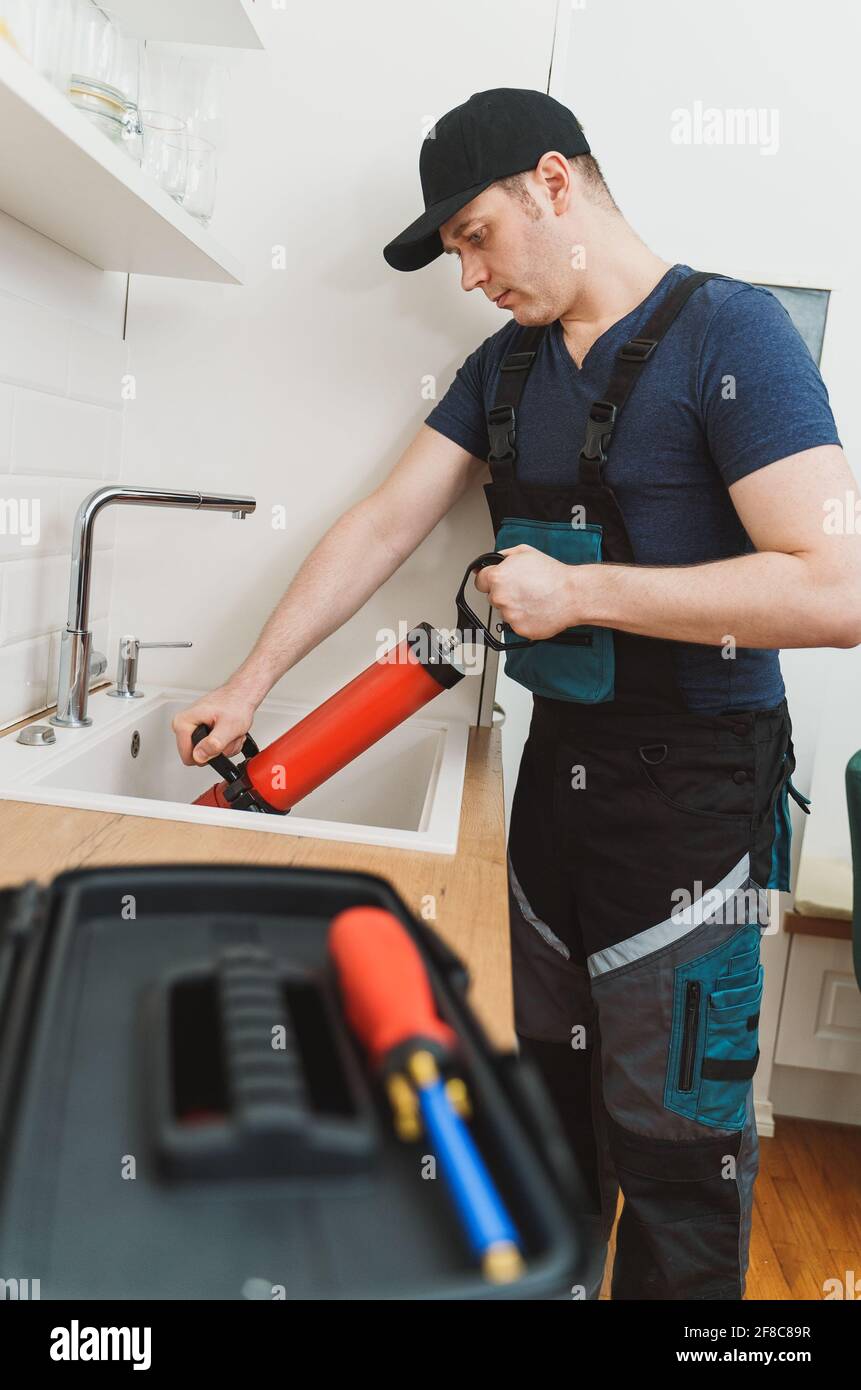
[469,229,485,244]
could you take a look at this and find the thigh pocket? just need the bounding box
[638,739,755,822]
[696,972,763,1128]
[665,925,764,1131]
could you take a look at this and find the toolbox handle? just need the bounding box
[148,945,377,1181]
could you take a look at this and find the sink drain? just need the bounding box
[130,731,140,758]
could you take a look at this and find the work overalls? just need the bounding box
[484,270,810,1300]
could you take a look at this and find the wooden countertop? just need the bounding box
[0,706,514,1048]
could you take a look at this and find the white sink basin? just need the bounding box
[0,687,471,854]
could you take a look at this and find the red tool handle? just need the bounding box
[243,636,447,811]
[194,629,458,814]
[328,907,457,1067]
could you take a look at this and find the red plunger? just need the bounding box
[193,623,464,815]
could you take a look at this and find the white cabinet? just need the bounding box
[0,0,268,281]
[775,936,861,1073]
[0,42,244,282]
[104,1,264,48]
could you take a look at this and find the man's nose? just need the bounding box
[460,255,490,293]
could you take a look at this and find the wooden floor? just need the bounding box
[599,1117,861,1299]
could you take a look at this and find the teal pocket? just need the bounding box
[665,925,763,1130]
[696,967,763,1129]
[494,517,614,704]
[728,946,758,977]
[716,966,759,992]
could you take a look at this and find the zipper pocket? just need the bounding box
[501,627,593,648]
[547,632,593,647]
[678,980,701,1092]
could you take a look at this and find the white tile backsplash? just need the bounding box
[0,476,124,564]
[68,321,128,409]
[11,389,117,478]
[0,291,69,395]
[0,634,51,726]
[105,410,124,478]
[0,553,69,645]
[0,273,125,728]
[0,385,12,470]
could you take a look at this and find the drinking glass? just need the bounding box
[170,133,217,226]
[177,51,230,146]
[142,45,230,146]
[140,111,188,201]
[140,44,182,119]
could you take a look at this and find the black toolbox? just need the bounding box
[0,864,589,1300]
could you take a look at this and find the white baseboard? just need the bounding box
[755,1097,775,1137]
[769,1064,861,1127]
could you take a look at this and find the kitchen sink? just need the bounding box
[0,688,471,853]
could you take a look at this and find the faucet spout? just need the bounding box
[51,485,256,728]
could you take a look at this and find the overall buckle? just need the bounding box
[487,403,517,466]
[500,350,536,372]
[619,337,657,362]
[580,401,618,463]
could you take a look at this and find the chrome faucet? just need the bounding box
[50,485,256,728]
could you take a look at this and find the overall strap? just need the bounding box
[579,270,723,486]
[486,325,547,484]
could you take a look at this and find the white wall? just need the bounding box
[112,0,559,721]
[0,209,127,726]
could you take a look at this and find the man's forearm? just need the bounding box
[579,549,861,650]
[227,499,408,703]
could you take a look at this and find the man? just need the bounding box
[173,88,860,1299]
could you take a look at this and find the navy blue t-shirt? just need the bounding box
[425,263,841,712]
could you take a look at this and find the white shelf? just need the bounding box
[0,41,243,283]
[102,0,264,49]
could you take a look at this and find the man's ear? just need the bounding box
[536,151,573,214]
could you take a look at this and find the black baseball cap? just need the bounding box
[383,87,590,273]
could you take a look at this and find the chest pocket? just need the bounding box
[494,517,614,704]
